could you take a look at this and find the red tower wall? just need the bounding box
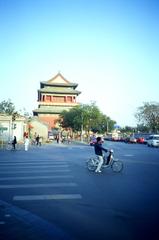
[38,115,59,130]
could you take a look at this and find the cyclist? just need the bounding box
[94,136,108,173]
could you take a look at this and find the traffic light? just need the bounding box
[12,113,16,121]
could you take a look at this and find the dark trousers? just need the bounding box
[12,143,16,150]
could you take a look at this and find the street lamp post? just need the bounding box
[80,109,83,142]
[107,121,109,133]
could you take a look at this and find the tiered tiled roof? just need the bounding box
[38,86,80,95]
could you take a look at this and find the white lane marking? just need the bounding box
[13,194,82,201]
[0,175,73,180]
[0,158,67,161]
[5,214,11,217]
[123,154,134,157]
[0,165,69,169]
[0,183,77,189]
[0,162,68,166]
[0,169,70,174]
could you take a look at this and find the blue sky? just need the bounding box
[0,0,159,127]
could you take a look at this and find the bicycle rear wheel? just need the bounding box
[87,158,97,171]
[111,160,123,172]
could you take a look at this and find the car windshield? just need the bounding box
[154,136,159,140]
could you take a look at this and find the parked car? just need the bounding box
[147,135,159,147]
[136,137,145,144]
[48,131,54,141]
[124,136,137,143]
[130,137,137,143]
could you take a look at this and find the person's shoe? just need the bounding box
[95,170,102,173]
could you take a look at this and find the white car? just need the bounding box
[129,136,137,143]
[147,135,159,147]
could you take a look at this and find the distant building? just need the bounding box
[0,114,26,142]
[33,73,81,130]
[28,117,49,142]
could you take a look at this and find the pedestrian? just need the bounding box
[67,135,71,144]
[33,132,37,145]
[24,136,30,151]
[56,135,59,143]
[36,134,40,145]
[39,136,42,146]
[12,136,17,150]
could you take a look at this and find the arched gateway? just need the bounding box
[33,73,81,130]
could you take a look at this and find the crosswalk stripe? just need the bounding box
[0,162,68,166]
[0,156,82,203]
[13,194,82,201]
[0,159,68,164]
[0,183,77,189]
[0,175,73,180]
[0,165,69,169]
[0,169,70,174]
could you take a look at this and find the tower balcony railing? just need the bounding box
[37,101,80,106]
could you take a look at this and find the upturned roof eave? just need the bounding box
[33,109,63,114]
[40,81,78,88]
[38,89,81,95]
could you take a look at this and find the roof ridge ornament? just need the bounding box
[47,72,70,84]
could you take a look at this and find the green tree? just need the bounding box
[120,126,135,135]
[60,107,82,131]
[135,102,159,133]
[0,99,20,121]
[136,124,149,133]
[60,102,116,135]
[0,99,15,115]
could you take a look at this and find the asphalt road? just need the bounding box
[0,141,159,240]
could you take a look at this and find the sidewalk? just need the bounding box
[50,140,88,146]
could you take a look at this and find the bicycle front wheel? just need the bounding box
[6,144,12,150]
[111,161,123,172]
[87,158,97,171]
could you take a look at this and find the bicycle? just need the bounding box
[86,150,123,173]
[5,141,24,151]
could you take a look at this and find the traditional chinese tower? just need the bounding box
[33,73,81,130]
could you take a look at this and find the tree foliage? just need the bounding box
[120,126,135,134]
[135,102,159,133]
[0,99,15,115]
[0,99,20,121]
[60,102,116,134]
